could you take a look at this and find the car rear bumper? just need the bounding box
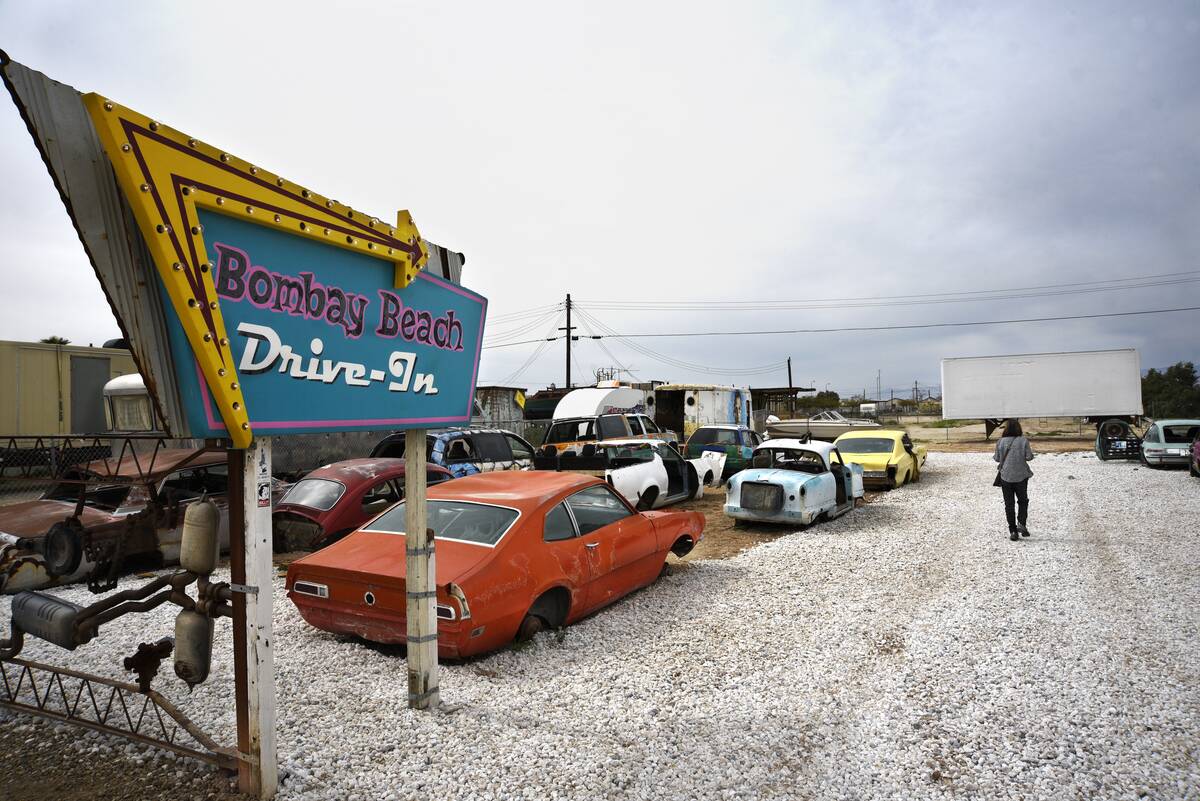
[723,504,813,525]
[1144,452,1191,466]
[290,595,468,659]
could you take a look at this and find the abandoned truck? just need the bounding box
[940,349,1144,458]
[543,384,678,453]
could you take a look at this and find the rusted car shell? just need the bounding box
[272,458,453,551]
[0,448,230,594]
[286,471,705,658]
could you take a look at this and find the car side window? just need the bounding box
[473,432,513,462]
[625,416,644,435]
[504,434,535,461]
[659,445,683,467]
[161,465,228,501]
[361,479,400,517]
[641,416,661,433]
[444,436,478,463]
[567,486,634,535]
[1145,425,1158,442]
[543,502,577,542]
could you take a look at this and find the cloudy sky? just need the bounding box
[2,1,1197,398]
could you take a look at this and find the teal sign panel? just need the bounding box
[160,210,486,435]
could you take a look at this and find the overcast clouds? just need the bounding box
[1,1,1197,397]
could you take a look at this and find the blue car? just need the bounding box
[1140,419,1200,467]
[371,427,537,478]
[725,439,864,526]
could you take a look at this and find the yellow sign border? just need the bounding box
[83,94,428,447]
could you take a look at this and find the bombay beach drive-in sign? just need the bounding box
[84,95,486,448]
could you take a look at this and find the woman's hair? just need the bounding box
[1003,419,1023,437]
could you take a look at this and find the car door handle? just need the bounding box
[585,542,599,549]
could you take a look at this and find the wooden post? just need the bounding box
[233,438,278,797]
[405,429,439,709]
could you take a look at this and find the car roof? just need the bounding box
[597,438,662,447]
[755,438,837,458]
[81,448,226,480]
[304,458,449,484]
[426,471,601,509]
[694,424,748,431]
[1153,419,1200,427]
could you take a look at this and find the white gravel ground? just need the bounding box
[3,452,1198,800]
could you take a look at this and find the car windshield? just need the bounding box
[43,481,133,512]
[366,500,519,546]
[280,478,346,511]
[599,443,657,466]
[837,438,894,454]
[754,448,825,473]
[690,428,738,446]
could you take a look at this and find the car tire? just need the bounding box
[1139,449,1149,467]
[42,521,84,577]
[516,614,546,642]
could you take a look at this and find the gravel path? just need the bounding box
[2,452,1198,800]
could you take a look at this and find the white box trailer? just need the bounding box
[941,349,1143,434]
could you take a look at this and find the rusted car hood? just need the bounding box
[289,530,493,587]
[0,500,119,537]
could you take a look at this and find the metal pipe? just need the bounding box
[0,622,24,660]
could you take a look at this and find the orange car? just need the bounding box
[285,471,704,658]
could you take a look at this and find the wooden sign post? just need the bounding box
[404,430,438,709]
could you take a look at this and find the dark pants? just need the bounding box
[1001,478,1029,530]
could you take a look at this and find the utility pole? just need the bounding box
[786,357,794,417]
[559,293,574,389]
[876,369,881,403]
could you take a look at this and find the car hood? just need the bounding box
[0,500,119,538]
[735,469,819,485]
[288,530,494,588]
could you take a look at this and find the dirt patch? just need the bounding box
[0,714,250,801]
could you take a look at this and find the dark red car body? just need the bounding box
[272,458,453,551]
[285,471,705,659]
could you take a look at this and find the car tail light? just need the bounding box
[293,580,329,599]
[436,604,456,621]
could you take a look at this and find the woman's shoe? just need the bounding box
[1009,529,1020,541]
[1018,524,1030,537]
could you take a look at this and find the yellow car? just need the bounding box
[833,429,926,489]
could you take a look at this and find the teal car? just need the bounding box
[685,424,763,480]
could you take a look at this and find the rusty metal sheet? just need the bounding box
[0,53,190,438]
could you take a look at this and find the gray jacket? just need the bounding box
[994,435,1034,483]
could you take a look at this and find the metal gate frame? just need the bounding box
[1,657,237,770]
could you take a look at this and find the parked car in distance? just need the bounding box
[273,458,454,551]
[1140,420,1200,467]
[285,471,705,658]
[833,430,926,489]
[623,414,680,449]
[724,440,863,527]
[0,448,248,594]
[371,428,537,478]
[534,438,725,510]
[684,424,764,479]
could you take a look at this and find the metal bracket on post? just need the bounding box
[405,429,439,710]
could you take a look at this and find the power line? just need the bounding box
[577,270,1200,311]
[578,306,1200,339]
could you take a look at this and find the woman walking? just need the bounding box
[994,419,1035,541]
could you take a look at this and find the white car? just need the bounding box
[593,439,725,510]
[535,438,725,511]
[725,439,864,526]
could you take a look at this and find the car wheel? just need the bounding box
[516,614,546,642]
[42,521,84,577]
[1139,449,1149,467]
